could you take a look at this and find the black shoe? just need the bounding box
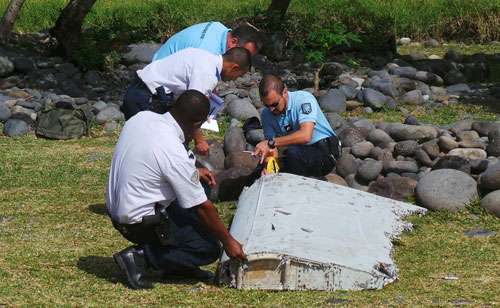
[113,246,153,290]
[163,267,215,281]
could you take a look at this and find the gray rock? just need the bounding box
[486,129,500,157]
[416,169,478,212]
[103,121,118,135]
[401,90,424,105]
[424,39,439,47]
[223,126,246,155]
[324,113,346,131]
[432,156,471,174]
[368,79,398,98]
[480,190,500,218]
[95,106,124,125]
[399,38,411,45]
[447,148,487,160]
[211,167,253,202]
[458,139,486,150]
[444,71,466,85]
[464,62,488,82]
[56,63,79,76]
[363,107,373,114]
[404,115,422,126]
[338,85,358,100]
[225,99,260,120]
[260,30,286,60]
[357,160,383,182]
[245,129,265,146]
[58,79,82,97]
[351,141,374,158]
[394,140,419,157]
[399,77,417,92]
[121,43,162,65]
[3,119,29,137]
[451,119,475,132]
[414,149,433,166]
[367,69,390,79]
[389,66,417,79]
[385,96,396,109]
[0,102,11,121]
[12,56,36,73]
[324,174,348,186]
[360,88,386,110]
[472,121,500,137]
[445,83,470,94]
[224,152,259,170]
[196,139,225,171]
[35,59,55,69]
[387,161,419,174]
[390,123,438,142]
[0,56,14,78]
[320,62,345,77]
[84,70,101,86]
[409,51,426,61]
[352,118,375,131]
[336,153,360,177]
[421,139,440,159]
[319,89,346,112]
[438,136,459,152]
[368,177,417,202]
[92,101,108,113]
[338,127,366,147]
[344,174,369,191]
[444,49,462,62]
[480,163,500,191]
[367,129,393,145]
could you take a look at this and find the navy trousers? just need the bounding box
[285,144,335,177]
[121,78,153,121]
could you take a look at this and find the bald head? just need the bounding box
[170,90,209,135]
[259,74,285,98]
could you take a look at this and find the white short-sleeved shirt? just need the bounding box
[106,111,207,224]
[137,47,222,99]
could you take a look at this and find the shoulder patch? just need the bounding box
[301,103,312,114]
[191,169,200,184]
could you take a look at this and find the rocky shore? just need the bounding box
[0,40,499,218]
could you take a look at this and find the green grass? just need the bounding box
[0,110,499,307]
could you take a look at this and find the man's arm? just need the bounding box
[193,200,248,262]
[253,121,315,163]
[193,130,210,155]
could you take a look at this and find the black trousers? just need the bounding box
[121,77,173,121]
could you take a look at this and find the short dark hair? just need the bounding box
[170,90,209,124]
[231,25,261,50]
[259,74,285,98]
[223,47,252,71]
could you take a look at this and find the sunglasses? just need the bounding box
[265,96,282,108]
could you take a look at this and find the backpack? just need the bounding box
[36,102,92,140]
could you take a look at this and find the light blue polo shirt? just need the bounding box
[262,91,336,145]
[152,22,230,61]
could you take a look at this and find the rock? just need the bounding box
[260,30,286,60]
[404,115,422,126]
[385,96,396,109]
[351,141,374,158]
[416,169,478,212]
[352,118,375,131]
[335,153,360,177]
[320,62,345,77]
[95,106,124,125]
[457,130,480,142]
[458,139,485,150]
[121,43,162,65]
[480,163,500,191]
[345,100,360,111]
[103,121,118,135]
[415,149,433,166]
[223,126,246,155]
[432,156,471,174]
[486,129,500,157]
[421,139,440,159]
[399,77,417,92]
[389,66,417,79]
[4,89,29,98]
[464,62,488,82]
[368,177,417,202]
[387,161,419,174]
[367,69,390,79]
[357,160,382,182]
[84,70,101,86]
[0,102,11,121]
[338,127,366,147]
[3,119,29,137]
[368,79,398,98]
[431,86,447,95]
[56,63,79,76]
[0,56,14,78]
[224,152,258,169]
[394,140,418,157]
[472,121,500,137]
[409,51,425,61]
[225,99,260,120]
[359,88,386,110]
[318,89,346,112]
[324,113,346,131]
[445,83,470,94]
[390,123,438,142]
[367,129,393,145]
[444,71,466,85]
[324,174,348,186]
[398,37,411,45]
[447,148,487,160]
[424,39,439,48]
[480,190,500,218]
[444,49,462,62]
[463,228,496,237]
[338,85,358,100]
[438,136,459,152]
[12,56,36,73]
[195,139,225,171]
[344,174,369,191]
[58,79,82,97]
[92,101,107,113]
[211,167,253,202]
[401,90,424,105]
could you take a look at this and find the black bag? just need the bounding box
[36,103,92,140]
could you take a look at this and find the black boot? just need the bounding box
[113,246,153,289]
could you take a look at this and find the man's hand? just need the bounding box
[198,168,216,186]
[223,238,248,262]
[253,140,271,164]
[195,139,210,156]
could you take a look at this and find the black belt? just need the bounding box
[312,135,342,162]
[132,76,153,96]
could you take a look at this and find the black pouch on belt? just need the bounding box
[142,203,175,246]
[148,86,174,115]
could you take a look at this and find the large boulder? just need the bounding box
[359,88,386,110]
[390,123,437,142]
[225,99,260,120]
[210,167,253,202]
[416,169,478,212]
[479,162,500,192]
[95,106,124,125]
[335,153,360,177]
[195,139,225,171]
[368,177,417,202]
[479,190,500,218]
[0,56,14,78]
[319,89,346,112]
[223,126,246,155]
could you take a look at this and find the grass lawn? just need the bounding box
[0,108,499,307]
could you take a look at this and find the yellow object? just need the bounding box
[266,155,280,174]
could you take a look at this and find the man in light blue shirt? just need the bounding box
[153,21,259,61]
[252,74,341,178]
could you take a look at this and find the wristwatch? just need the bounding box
[268,138,275,149]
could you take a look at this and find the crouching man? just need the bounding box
[249,74,341,183]
[106,90,247,289]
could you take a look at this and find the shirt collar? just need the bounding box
[221,28,231,54]
[285,91,293,115]
[163,112,185,143]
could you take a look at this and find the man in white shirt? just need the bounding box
[108,90,247,289]
[121,47,251,155]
